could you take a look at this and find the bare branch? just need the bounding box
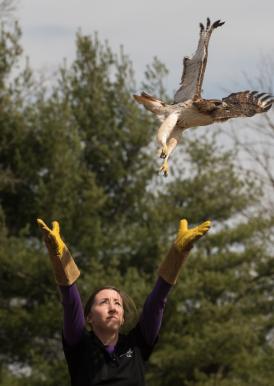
[0,0,17,21]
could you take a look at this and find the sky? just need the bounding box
[17,0,274,99]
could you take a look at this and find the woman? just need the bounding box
[37,217,211,386]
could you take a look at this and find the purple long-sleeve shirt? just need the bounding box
[60,277,172,350]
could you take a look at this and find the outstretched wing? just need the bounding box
[174,18,225,104]
[211,91,273,121]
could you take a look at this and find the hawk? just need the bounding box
[133,18,273,176]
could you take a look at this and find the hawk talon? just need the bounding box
[160,145,168,159]
[160,159,169,177]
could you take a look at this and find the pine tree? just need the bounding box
[146,132,274,386]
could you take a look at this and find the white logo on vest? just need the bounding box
[119,348,134,358]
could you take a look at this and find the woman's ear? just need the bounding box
[86,313,93,325]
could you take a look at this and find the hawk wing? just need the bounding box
[211,91,273,121]
[174,18,225,104]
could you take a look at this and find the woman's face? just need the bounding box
[87,289,124,332]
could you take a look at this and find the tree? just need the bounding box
[0,24,160,385]
[0,0,16,21]
[226,54,274,212]
[146,131,274,386]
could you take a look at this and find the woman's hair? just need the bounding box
[84,286,137,328]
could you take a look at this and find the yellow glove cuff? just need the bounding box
[158,245,190,285]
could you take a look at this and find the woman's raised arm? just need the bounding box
[139,218,211,346]
[37,219,85,346]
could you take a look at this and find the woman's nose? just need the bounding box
[108,302,117,312]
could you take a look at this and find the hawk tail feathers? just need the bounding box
[133,92,166,114]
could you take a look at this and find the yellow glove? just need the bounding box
[158,218,211,284]
[174,219,211,253]
[37,218,80,286]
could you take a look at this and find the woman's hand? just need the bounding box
[37,219,67,257]
[174,219,211,252]
[158,218,211,285]
[37,218,80,286]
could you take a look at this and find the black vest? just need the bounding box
[63,323,155,386]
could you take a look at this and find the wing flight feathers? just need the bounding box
[174,18,224,104]
[212,91,273,120]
